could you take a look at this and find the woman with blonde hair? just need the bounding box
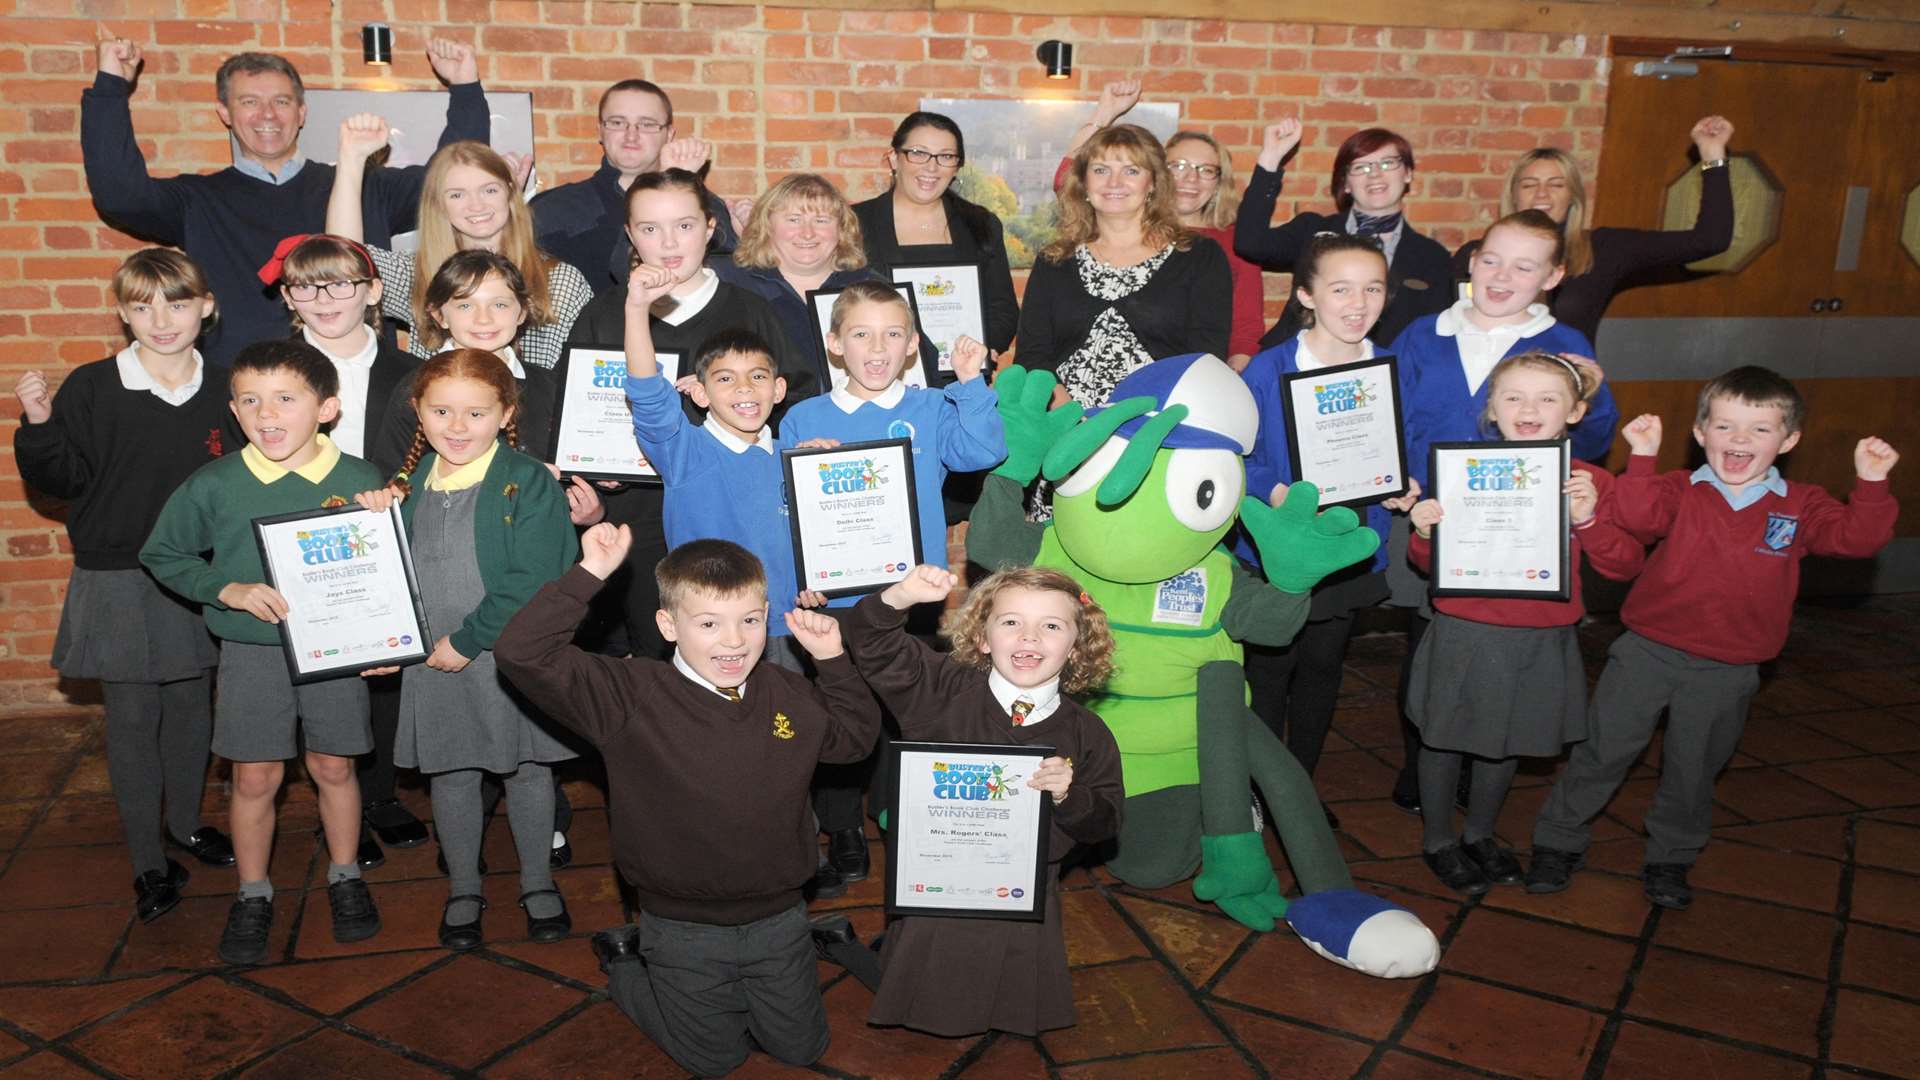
[1019,123,1231,409]
[1458,116,1736,342]
[327,115,592,371]
[721,171,935,391]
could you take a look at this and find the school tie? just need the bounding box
[717,685,742,703]
[1010,699,1034,727]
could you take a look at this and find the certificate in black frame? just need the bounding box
[804,281,940,392]
[547,344,680,484]
[1279,353,1410,509]
[781,437,923,600]
[889,261,987,376]
[1428,438,1572,602]
[251,503,432,684]
[884,740,1054,923]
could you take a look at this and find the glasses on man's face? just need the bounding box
[1167,160,1221,181]
[285,280,369,302]
[601,117,668,135]
[1348,157,1405,177]
[897,147,961,168]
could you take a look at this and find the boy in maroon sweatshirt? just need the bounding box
[494,527,881,1078]
[1528,366,1899,909]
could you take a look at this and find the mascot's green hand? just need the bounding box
[990,366,1084,484]
[1194,832,1289,932]
[1241,482,1381,595]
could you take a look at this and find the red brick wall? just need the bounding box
[0,0,1610,713]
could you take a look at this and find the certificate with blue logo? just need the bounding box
[1428,439,1571,601]
[252,504,431,683]
[1281,355,1408,508]
[886,742,1052,921]
[782,438,923,599]
[550,345,679,482]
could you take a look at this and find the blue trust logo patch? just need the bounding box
[1763,513,1798,551]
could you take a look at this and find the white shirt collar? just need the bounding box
[437,340,526,380]
[659,268,720,327]
[672,649,745,699]
[232,151,306,185]
[988,669,1061,727]
[701,414,776,454]
[304,325,379,369]
[1292,331,1374,373]
[1435,299,1556,395]
[828,380,907,413]
[114,344,205,406]
[1435,297,1556,340]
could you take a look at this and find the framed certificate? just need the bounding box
[782,438,923,598]
[885,741,1053,922]
[805,282,939,393]
[891,263,986,374]
[1428,439,1571,601]
[550,345,678,483]
[1280,355,1409,508]
[252,504,432,684]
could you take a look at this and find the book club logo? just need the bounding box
[818,457,889,494]
[589,356,627,388]
[1312,377,1376,414]
[1464,456,1541,491]
[294,523,376,565]
[929,760,1021,801]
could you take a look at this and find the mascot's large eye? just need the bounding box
[1163,448,1242,533]
[1054,435,1127,499]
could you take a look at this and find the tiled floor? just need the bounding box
[3,595,1919,1079]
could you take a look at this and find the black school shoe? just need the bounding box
[807,862,848,900]
[1643,863,1694,910]
[328,878,382,943]
[1463,838,1524,886]
[356,823,386,871]
[520,889,572,942]
[218,897,274,965]
[364,799,430,848]
[549,833,573,870]
[134,859,190,923]
[1424,843,1492,896]
[1524,847,1586,894]
[170,826,236,868]
[439,895,487,951]
[827,828,870,883]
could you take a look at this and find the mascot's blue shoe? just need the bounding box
[1285,890,1440,978]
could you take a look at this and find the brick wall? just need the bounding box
[0,0,1611,713]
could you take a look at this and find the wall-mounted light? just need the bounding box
[362,22,393,66]
[1036,40,1072,80]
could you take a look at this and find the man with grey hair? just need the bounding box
[82,36,491,364]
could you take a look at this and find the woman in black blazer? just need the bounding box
[1234,120,1452,349]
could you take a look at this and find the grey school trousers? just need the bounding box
[1533,630,1760,866]
[603,903,828,1078]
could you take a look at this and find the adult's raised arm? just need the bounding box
[81,36,191,245]
[1232,119,1317,269]
[1599,116,1736,269]
[364,38,490,239]
[325,113,392,242]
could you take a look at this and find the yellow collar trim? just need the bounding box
[241,434,341,484]
[425,440,501,492]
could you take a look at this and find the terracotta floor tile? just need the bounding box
[1849,867,1920,934]
[1310,749,1400,803]
[1115,894,1250,987]
[1059,888,1149,967]
[1716,816,1851,860]
[1784,757,1920,808]
[1329,701,1405,752]
[1652,892,1837,979]
[951,1033,1049,1076]
[18,797,125,851]
[1819,709,1920,753]
[69,975,317,1077]
[0,752,74,803]
[1737,714,1876,764]
[1687,842,1842,912]
[1210,1004,1374,1079]
[1058,1046,1257,1078]
[1711,766,1861,820]
[490,937,608,988]
[113,892,297,974]
[0,1051,103,1079]
[1841,922,1920,999]
[480,999,686,1078]
[345,953,584,1069]
[1829,988,1920,1078]
[1807,668,1920,708]
[0,714,98,755]
[56,753,113,798]
[0,974,184,1040]
[291,877,459,959]
[0,842,146,911]
[0,1028,26,1061]
[1854,819,1920,874]
[0,904,129,980]
[1368,1051,1487,1079]
[1626,948,1824,1056]
[1481,869,1652,938]
[1600,1020,1812,1080]
[0,800,39,848]
[177,828,316,897]
[238,950,443,1015]
[1211,930,1418,1040]
[1752,675,1865,715]
[235,1026,445,1079]
[1329,800,1424,859]
[1040,959,1224,1063]
[815,977,978,1077]
[1600,776,1741,836]
[1402,974,1603,1080]
[1442,908,1635,1007]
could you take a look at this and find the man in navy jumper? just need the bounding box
[531,78,739,295]
[83,36,491,365]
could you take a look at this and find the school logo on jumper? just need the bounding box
[886,419,916,441]
[590,357,627,388]
[772,712,794,740]
[1764,513,1799,552]
[1312,377,1376,414]
[293,523,377,565]
[818,457,889,494]
[1464,456,1540,491]
[930,760,1022,801]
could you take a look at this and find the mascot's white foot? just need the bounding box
[1286,890,1440,978]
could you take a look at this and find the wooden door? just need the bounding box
[1838,71,1920,316]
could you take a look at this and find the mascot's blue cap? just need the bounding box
[1084,353,1259,455]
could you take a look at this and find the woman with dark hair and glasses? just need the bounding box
[1234,120,1453,349]
[851,111,1020,365]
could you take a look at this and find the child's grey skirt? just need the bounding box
[1405,612,1587,758]
[51,567,218,683]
